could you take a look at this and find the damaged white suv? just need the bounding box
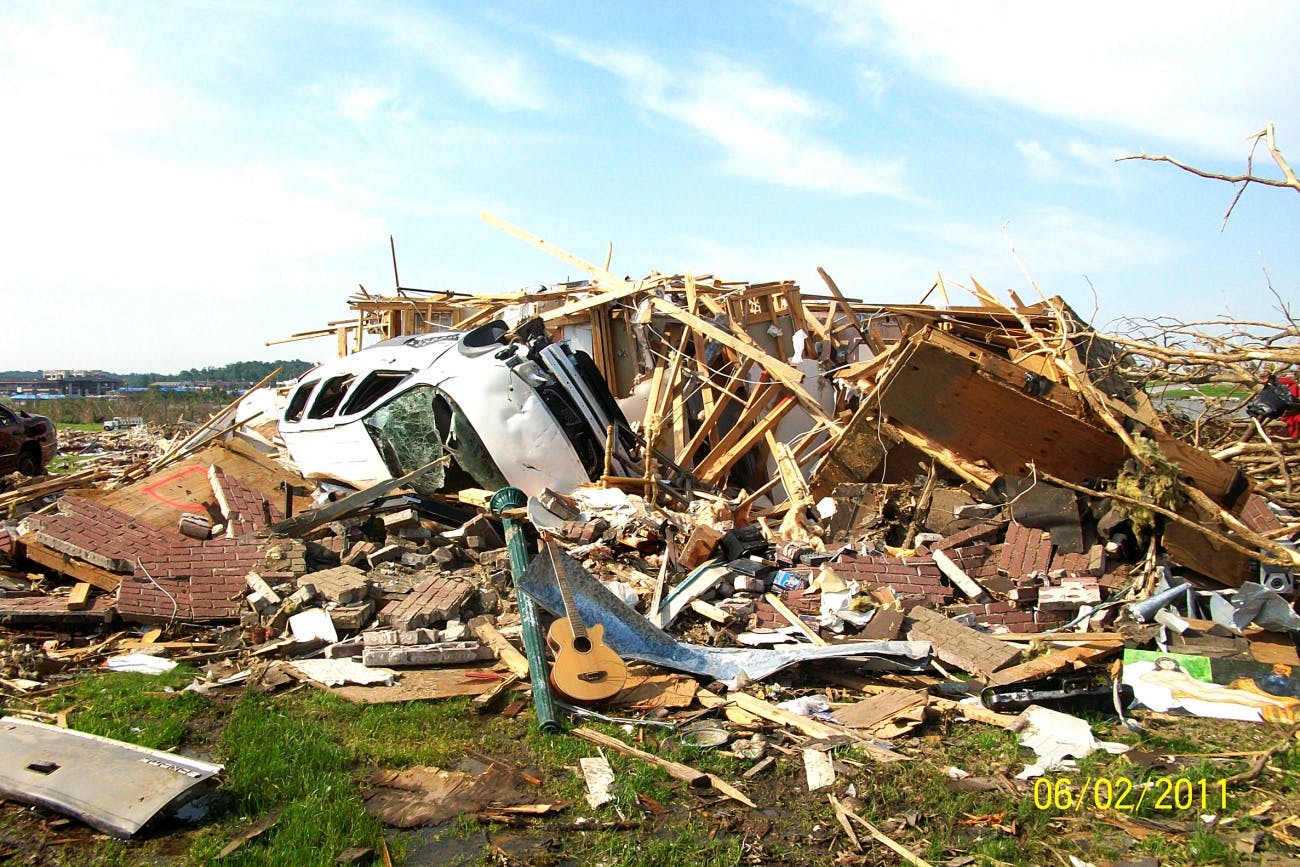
[276,321,632,498]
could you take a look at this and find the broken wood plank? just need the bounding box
[688,598,733,625]
[65,583,92,611]
[762,593,827,646]
[15,539,123,592]
[827,793,862,852]
[988,644,1118,687]
[905,606,1021,680]
[834,688,928,731]
[570,726,756,808]
[722,691,906,763]
[468,617,529,678]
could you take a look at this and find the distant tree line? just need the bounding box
[1,360,315,388]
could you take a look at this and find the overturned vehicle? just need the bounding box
[276,321,635,497]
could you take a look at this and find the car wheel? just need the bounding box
[16,447,41,477]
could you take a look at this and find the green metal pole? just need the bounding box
[490,486,560,734]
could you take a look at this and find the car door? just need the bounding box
[0,405,19,472]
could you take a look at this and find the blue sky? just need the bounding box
[2,1,1296,372]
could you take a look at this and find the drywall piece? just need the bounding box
[581,756,616,808]
[0,716,222,837]
[286,658,397,687]
[803,747,836,792]
[519,547,929,689]
[1011,706,1128,777]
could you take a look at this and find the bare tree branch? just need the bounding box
[1118,123,1299,229]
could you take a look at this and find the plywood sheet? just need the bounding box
[879,337,1127,484]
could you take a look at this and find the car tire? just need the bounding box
[16,447,41,477]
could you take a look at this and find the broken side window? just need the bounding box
[431,392,508,492]
[308,374,356,419]
[284,380,319,423]
[341,370,412,416]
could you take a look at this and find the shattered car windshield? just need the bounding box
[362,385,507,496]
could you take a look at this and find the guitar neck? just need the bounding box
[546,537,588,642]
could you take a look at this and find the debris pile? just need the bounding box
[1,220,1298,852]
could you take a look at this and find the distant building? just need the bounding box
[0,370,123,397]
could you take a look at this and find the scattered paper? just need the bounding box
[1013,705,1128,778]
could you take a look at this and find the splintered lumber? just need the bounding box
[905,607,1021,680]
[646,295,838,429]
[480,211,630,291]
[840,802,933,867]
[762,593,827,646]
[696,396,796,487]
[16,539,123,592]
[988,645,1118,687]
[0,468,107,512]
[469,616,529,678]
[570,727,756,808]
[146,367,282,473]
[721,691,906,763]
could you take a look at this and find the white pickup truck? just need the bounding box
[103,416,145,431]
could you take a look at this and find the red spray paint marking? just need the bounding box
[140,465,208,513]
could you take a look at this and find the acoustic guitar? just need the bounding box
[543,534,627,702]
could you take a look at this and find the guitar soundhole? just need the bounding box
[573,636,592,653]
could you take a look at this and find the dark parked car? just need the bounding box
[0,402,58,476]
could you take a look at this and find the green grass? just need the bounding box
[8,669,1300,865]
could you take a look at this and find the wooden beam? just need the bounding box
[696,395,795,487]
[66,582,93,611]
[571,727,756,808]
[480,211,623,287]
[646,296,839,432]
[16,539,122,592]
[763,593,827,645]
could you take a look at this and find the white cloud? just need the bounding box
[1017,140,1060,181]
[554,40,909,198]
[900,207,1186,296]
[375,7,548,112]
[856,66,887,101]
[798,0,1299,158]
[677,236,939,304]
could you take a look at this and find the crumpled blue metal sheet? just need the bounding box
[519,547,930,688]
